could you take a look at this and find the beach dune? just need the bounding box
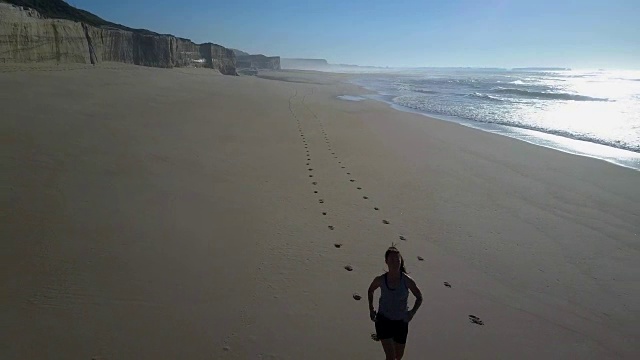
[2,65,639,359]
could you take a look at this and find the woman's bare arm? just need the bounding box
[367,276,381,311]
[406,275,423,315]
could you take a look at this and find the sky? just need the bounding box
[71,0,640,69]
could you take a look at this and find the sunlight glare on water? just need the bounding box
[355,69,640,169]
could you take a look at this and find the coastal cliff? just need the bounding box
[236,54,281,70]
[0,1,237,75]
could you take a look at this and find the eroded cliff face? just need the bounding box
[87,27,174,68]
[0,3,91,63]
[174,37,206,68]
[236,54,280,70]
[0,3,237,74]
[203,43,236,75]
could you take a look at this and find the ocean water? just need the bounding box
[351,69,640,170]
[337,95,366,101]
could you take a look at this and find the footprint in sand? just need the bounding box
[382,220,390,224]
[399,235,406,241]
[444,282,452,288]
[334,243,342,248]
[469,315,484,325]
[350,179,356,182]
[306,163,310,165]
[353,293,362,301]
[370,333,380,342]
[374,207,379,211]
[347,172,351,175]
[322,212,327,216]
[312,181,318,185]
[342,166,346,169]
[309,175,313,178]
[417,256,424,261]
[308,168,313,171]
[344,265,353,271]
[328,225,335,230]
[314,191,318,194]
[357,187,362,190]
[319,199,324,203]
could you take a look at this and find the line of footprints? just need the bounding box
[294,93,484,329]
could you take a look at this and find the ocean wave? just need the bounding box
[389,95,639,153]
[406,78,481,88]
[467,92,504,102]
[493,87,610,101]
[358,70,640,155]
[413,89,440,94]
[491,123,640,153]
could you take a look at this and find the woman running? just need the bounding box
[367,246,423,360]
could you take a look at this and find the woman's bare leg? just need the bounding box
[380,339,395,360]
[394,342,406,359]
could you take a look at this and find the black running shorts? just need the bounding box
[375,313,409,344]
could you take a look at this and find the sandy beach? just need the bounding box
[2,64,639,359]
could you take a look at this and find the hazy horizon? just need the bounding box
[71,0,640,70]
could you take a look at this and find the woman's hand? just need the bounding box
[370,309,377,322]
[406,310,416,322]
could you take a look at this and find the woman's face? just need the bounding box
[386,252,401,271]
